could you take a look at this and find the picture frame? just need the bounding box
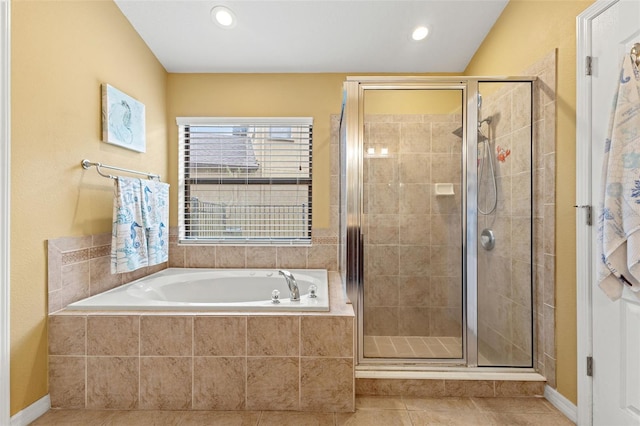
[101,83,146,153]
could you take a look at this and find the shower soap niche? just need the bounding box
[435,183,454,196]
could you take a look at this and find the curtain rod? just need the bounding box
[81,159,160,180]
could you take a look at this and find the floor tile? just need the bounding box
[257,411,335,426]
[471,396,554,413]
[409,410,495,426]
[103,410,183,426]
[336,409,412,426]
[28,396,574,426]
[487,412,575,425]
[356,396,406,410]
[29,409,115,425]
[403,396,477,412]
[177,411,261,426]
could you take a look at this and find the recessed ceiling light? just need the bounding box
[211,5,236,28]
[412,26,429,41]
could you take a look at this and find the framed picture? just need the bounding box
[101,83,146,153]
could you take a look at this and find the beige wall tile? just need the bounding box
[494,381,545,397]
[398,307,430,336]
[246,357,299,410]
[185,245,216,268]
[193,357,246,410]
[49,315,86,356]
[60,261,90,306]
[398,245,430,276]
[246,246,277,268]
[307,244,337,271]
[444,380,494,397]
[364,307,398,336]
[367,214,399,245]
[140,316,192,356]
[399,154,430,184]
[399,122,430,153]
[301,316,353,357]
[367,245,399,276]
[140,357,193,410]
[276,246,308,269]
[216,246,246,268]
[49,236,92,252]
[87,356,138,409]
[87,316,139,356]
[365,275,399,307]
[300,357,354,412]
[49,356,86,409]
[194,316,246,356]
[89,256,122,295]
[47,242,62,292]
[397,276,430,307]
[247,316,299,356]
[399,213,430,244]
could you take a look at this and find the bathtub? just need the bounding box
[67,268,329,311]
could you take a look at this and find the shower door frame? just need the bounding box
[343,76,537,368]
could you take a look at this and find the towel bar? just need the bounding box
[81,159,160,180]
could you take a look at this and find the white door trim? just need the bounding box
[0,0,10,422]
[576,1,620,425]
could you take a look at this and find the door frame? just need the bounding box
[576,1,619,425]
[0,0,10,422]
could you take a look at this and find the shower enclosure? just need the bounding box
[340,77,535,368]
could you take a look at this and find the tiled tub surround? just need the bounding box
[48,272,355,412]
[47,234,168,314]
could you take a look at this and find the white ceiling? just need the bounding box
[115,0,509,73]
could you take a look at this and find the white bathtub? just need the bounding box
[67,268,329,311]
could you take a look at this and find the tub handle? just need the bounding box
[308,284,318,298]
[271,289,281,304]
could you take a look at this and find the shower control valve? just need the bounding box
[308,284,318,298]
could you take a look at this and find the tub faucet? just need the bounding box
[278,270,300,301]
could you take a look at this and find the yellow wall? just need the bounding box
[10,0,167,414]
[166,74,347,229]
[465,0,594,404]
[364,89,462,115]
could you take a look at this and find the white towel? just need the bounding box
[598,54,640,300]
[111,177,148,274]
[140,179,170,266]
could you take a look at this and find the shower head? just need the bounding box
[451,126,489,143]
[479,117,492,126]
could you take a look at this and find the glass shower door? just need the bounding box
[476,81,534,367]
[361,88,464,360]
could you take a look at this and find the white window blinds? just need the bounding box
[177,117,313,245]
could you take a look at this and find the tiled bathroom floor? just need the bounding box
[30,396,574,425]
[364,336,463,358]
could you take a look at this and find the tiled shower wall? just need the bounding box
[476,51,556,382]
[476,79,534,367]
[362,114,463,338]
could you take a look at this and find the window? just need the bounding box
[177,117,313,245]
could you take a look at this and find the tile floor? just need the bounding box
[30,395,574,425]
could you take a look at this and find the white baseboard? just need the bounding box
[10,394,50,426]
[544,385,577,424]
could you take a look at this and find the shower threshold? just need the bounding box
[355,366,544,382]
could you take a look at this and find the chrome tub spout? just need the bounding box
[278,270,300,301]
